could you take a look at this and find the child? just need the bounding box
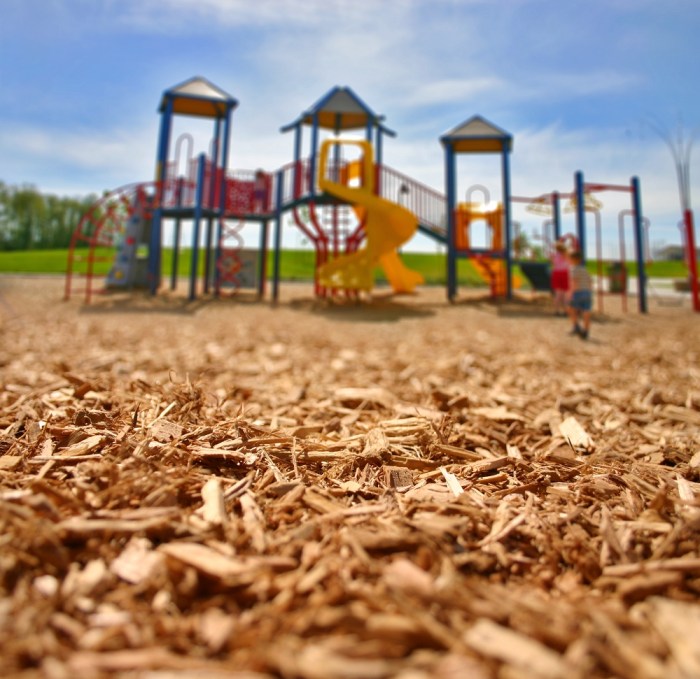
[253,170,268,213]
[567,250,592,339]
[550,239,570,316]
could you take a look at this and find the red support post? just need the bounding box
[684,209,700,312]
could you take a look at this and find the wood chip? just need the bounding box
[464,618,572,679]
[440,466,464,497]
[558,416,593,450]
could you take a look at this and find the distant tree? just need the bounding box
[0,182,97,250]
[11,185,46,249]
[512,231,531,259]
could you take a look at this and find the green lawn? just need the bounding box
[0,247,692,286]
[0,248,486,285]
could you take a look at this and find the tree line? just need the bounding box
[0,181,97,251]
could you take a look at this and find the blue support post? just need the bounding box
[502,147,513,299]
[293,126,302,198]
[203,119,222,294]
[204,214,214,295]
[170,177,183,291]
[272,169,284,303]
[220,111,232,209]
[148,216,163,295]
[575,170,586,260]
[552,191,561,242]
[258,217,269,299]
[309,113,319,198]
[210,118,221,203]
[189,154,207,301]
[445,147,457,301]
[213,217,223,298]
[154,97,174,187]
[631,176,647,313]
[375,128,384,196]
[214,109,233,297]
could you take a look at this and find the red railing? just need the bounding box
[157,157,447,233]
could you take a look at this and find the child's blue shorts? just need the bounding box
[569,290,592,311]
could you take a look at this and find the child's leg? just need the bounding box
[557,289,570,314]
[567,305,580,332]
[581,310,591,333]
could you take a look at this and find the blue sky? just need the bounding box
[1,0,699,253]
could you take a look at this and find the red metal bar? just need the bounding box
[592,209,603,313]
[684,209,700,312]
[584,182,632,193]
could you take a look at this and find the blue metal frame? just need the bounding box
[309,112,319,199]
[631,176,647,313]
[170,177,184,291]
[189,154,207,301]
[575,171,648,312]
[501,149,513,298]
[204,119,222,294]
[444,146,457,300]
[552,191,561,242]
[574,170,586,259]
[258,216,269,299]
[272,169,284,303]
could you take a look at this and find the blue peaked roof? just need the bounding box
[281,86,395,136]
[440,115,512,153]
[159,76,238,119]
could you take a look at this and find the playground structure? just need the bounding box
[64,78,446,304]
[570,172,648,313]
[509,176,650,313]
[64,75,681,313]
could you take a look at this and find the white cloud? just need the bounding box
[530,71,642,100]
[114,0,387,31]
[0,121,158,193]
[404,78,506,107]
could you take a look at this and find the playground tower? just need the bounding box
[440,116,514,301]
[276,87,399,297]
[151,77,238,296]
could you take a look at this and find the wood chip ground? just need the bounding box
[1,276,699,678]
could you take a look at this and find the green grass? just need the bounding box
[0,247,693,285]
[593,259,689,278]
[0,248,506,287]
[0,248,96,274]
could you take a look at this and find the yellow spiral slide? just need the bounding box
[316,139,424,293]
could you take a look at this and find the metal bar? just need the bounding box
[575,171,586,260]
[631,176,649,313]
[189,154,207,301]
[502,146,513,299]
[684,208,699,312]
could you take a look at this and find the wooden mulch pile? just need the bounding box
[0,278,699,678]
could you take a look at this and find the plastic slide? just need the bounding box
[472,257,521,296]
[316,140,424,293]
